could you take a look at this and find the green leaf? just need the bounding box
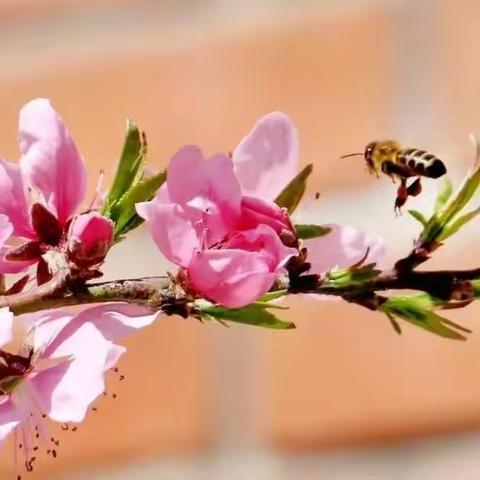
[379,294,469,340]
[295,224,331,239]
[422,159,480,243]
[439,205,480,241]
[385,312,402,335]
[433,178,453,213]
[323,264,380,289]
[198,303,295,330]
[111,169,167,236]
[472,278,480,298]
[259,290,288,302]
[253,302,289,310]
[433,158,480,230]
[448,161,480,216]
[102,120,145,215]
[200,312,229,327]
[274,164,313,214]
[407,209,428,227]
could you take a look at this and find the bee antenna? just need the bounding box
[340,153,363,159]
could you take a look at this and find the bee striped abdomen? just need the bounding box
[397,149,446,179]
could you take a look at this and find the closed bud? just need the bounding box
[239,196,293,235]
[68,212,113,268]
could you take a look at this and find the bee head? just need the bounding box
[364,141,377,170]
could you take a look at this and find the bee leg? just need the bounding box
[388,173,396,184]
[394,195,407,215]
[406,177,422,197]
[394,178,408,215]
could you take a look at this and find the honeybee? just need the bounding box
[341,140,447,211]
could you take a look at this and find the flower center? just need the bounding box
[0,350,32,395]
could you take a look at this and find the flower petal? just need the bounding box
[26,310,74,352]
[0,399,20,447]
[76,303,158,341]
[166,145,206,204]
[164,149,242,245]
[136,201,199,267]
[305,224,386,274]
[19,98,87,225]
[239,195,291,233]
[182,153,242,244]
[42,304,158,359]
[188,249,275,308]
[233,112,299,200]
[31,322,112,423]
[0,214,12,248]
[28,304,153,422]
[0,249,33,274]
[0,308,13,348]
[226,224,296,270]
[203,153,242,217]
[104,344,126,370]
[0,158,33,238]
[0,215,32,273]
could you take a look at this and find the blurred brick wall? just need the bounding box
[1,0,480,478]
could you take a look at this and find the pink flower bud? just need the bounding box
[239,195,292,234]
[238,195,298,247]
[68,212,113,267]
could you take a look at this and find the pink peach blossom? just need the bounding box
[0,99,111,278]
[0,304,157,475]
[137,146,296,308]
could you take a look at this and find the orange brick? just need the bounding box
[262,296,480,450]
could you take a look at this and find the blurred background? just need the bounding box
[1,0,480,478]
